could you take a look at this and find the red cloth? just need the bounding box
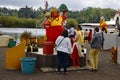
[88,31,92,43]
[70,37,74,46]
[72,44,80,66]
[46,26,63,43]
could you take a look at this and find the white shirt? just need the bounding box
[70,27,75,36]
[55,36,72,54]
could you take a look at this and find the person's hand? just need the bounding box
[89,41,91,44]
[81,52,84,57]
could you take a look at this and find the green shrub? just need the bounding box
[0,16,37,28]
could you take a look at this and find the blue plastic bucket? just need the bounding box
[20,57,36,74]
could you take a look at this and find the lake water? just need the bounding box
[0,28,46,43]
[0,27,115,43]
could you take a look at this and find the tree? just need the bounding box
[58,4,68,12]
[18,5,35,18]
[66,18,78,28]
[101,8,116,21]
[0,6,117,28]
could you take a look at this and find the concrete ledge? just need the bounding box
[40,65,91,72]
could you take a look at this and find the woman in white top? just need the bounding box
[55,30,72,75]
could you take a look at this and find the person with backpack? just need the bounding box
[89,27,104,72]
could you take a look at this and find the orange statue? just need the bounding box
[100,19,108,33]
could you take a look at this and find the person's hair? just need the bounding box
[77,25,82,30]
[102,27,107,33]
[61,30,68,37]
[101,27,105,31]
[95,27,99,32]
[90,29,92,32]
[85,29,88,31]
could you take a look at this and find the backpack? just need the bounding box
[99,32,104,46]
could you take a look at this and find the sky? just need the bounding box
[0,0,120,11]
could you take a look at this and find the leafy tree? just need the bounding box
[66,18,78,28]
[58,4,68,11]
[0,6,117,28]
[101,8,116,21]
[18,5,35,18]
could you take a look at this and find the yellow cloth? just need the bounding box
[89,48,99,69]
[77,30,84,44]
[43,34,47,41]
[50,16,63,26]
[100,21,108,30]
[81,47,84,51]
[30,45,33,52]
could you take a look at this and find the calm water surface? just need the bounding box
[0,27,114,43]
[0,28,46,43]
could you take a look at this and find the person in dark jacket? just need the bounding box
[89,27,103,72]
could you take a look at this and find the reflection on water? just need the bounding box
[0,28,46,43]
[0,27,114,43]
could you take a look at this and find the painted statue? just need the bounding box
[100,18,108,33]
[43,4,68,43]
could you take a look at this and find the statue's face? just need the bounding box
[52,11,59,18]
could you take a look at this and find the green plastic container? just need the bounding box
[8,40,16,48]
